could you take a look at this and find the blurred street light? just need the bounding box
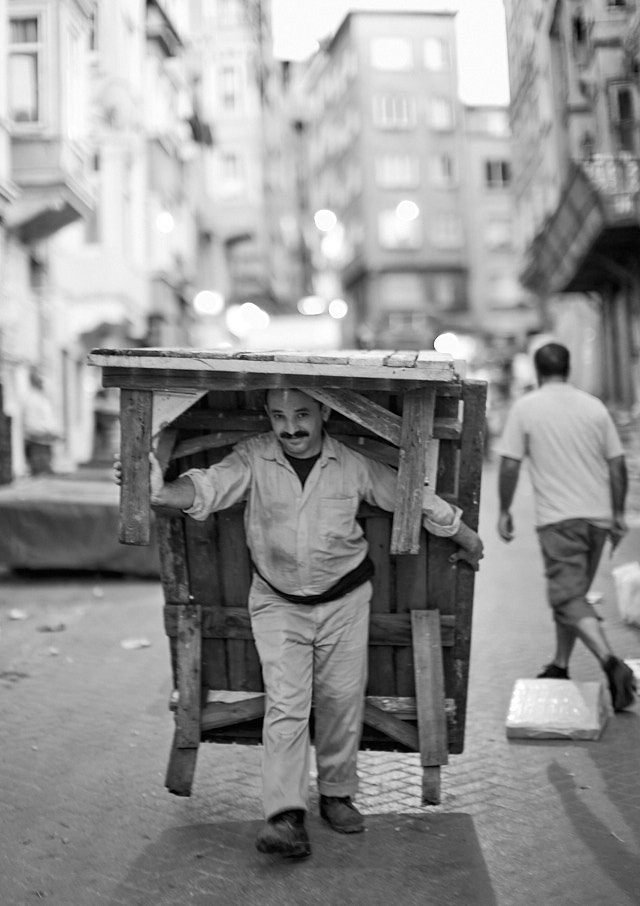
[314,208,338,232]
[193,290,224,316]
[298,295,327,315]
[396,200,420,222]
[225,302,270,338]
[328,298,348,319]
[155,211,175,233]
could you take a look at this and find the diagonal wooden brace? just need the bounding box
[391,388,436,555]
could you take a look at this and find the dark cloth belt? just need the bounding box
[252,555,374,605]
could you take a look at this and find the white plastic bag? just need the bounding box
[612,561,640,627]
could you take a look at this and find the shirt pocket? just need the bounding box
[319,495,359,544]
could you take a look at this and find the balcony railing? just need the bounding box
[623,7,640,63]
[581,152,640,217]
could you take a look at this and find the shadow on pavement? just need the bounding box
[547,710,640,904]
[107,813,497,906]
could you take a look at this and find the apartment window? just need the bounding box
[485,217,513,250]
[431,275,458,311]
[571,10,590,66]
[485,159,512,188]
[388,312,430,334]
[219,151,246,195]
[219,62,243,112]
[372,94,417,129]
[88,9,99,52]
[9,17,42,123]
[378,208,422,249]
[488,273,519,307]
[430,213,463,248]
[430,153,457,187]
[423,37,450,71]
[484,110,510,136]
[428,96,454,131]
[370,37,413,70]
[609,83,638,152]
[375,155,420,188]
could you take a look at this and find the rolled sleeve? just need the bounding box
[181,449,251,521]
[422,491,462,537]
[357,446,463,537]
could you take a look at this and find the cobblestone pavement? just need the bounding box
[1,460,640,906]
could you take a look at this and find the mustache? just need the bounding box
[278,431,309,439]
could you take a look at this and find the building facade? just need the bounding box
[1,0,96,475]
[461,104,538,345]
[505,0,640,407]
[292,9,531,354]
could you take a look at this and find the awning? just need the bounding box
[4,182,93,242]
[521,161,640,296]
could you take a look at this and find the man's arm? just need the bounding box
[608,454,628,551]
[114,453,196,510]
[498,456,521,542]
[449,521,484,570]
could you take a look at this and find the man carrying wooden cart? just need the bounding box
[118,386,484,859]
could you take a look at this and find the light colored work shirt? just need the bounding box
[496,382,624,527]
[183,432,462,597]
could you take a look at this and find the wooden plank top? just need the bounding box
[88,347,459,384]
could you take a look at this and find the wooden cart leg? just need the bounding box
[411,609,448,805]
[165,732,199,797]
[165,601,202,796]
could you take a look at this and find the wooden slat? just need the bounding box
[100,367,455,395]
[156,516,190,604]
[118,388,152,545]
[200,697,265,732]
[411,609,448,766]
[394,535,429,696]
[305,388,402,445]
[391,387,436,555]
[164,606,455,646]
[175,602,202,749]
[447,380,487,754]
[152,390,206,437]
[363,701,418,750]
[185,516,228,689]
[217,509,252,689]
[385,351,419,368]
[366,515,395,695]
[165,734,198,797]
[335,435,398,468]
[89,348,457,382]
[172,409,460,440]
[172,430,250,460]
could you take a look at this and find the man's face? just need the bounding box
[265,389,329,459]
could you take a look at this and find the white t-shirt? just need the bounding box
[496,382,624,527]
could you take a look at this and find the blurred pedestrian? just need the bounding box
[496,342,636,711]
[115,387,484,858]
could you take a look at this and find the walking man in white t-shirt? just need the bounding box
[496,342,637,711]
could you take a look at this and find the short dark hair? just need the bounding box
[534,343,570,378]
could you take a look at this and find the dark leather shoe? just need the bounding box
[320,796,365,834]
[603,656,637,711]
[256,810,311,858]
[537,663,569,679]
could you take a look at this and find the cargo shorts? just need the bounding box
[537,518,608,626]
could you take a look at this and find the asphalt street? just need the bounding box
[1,460,640,905]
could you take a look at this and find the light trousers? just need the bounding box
[248,576,372,819]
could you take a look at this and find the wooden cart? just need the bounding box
[88,348,486,805]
